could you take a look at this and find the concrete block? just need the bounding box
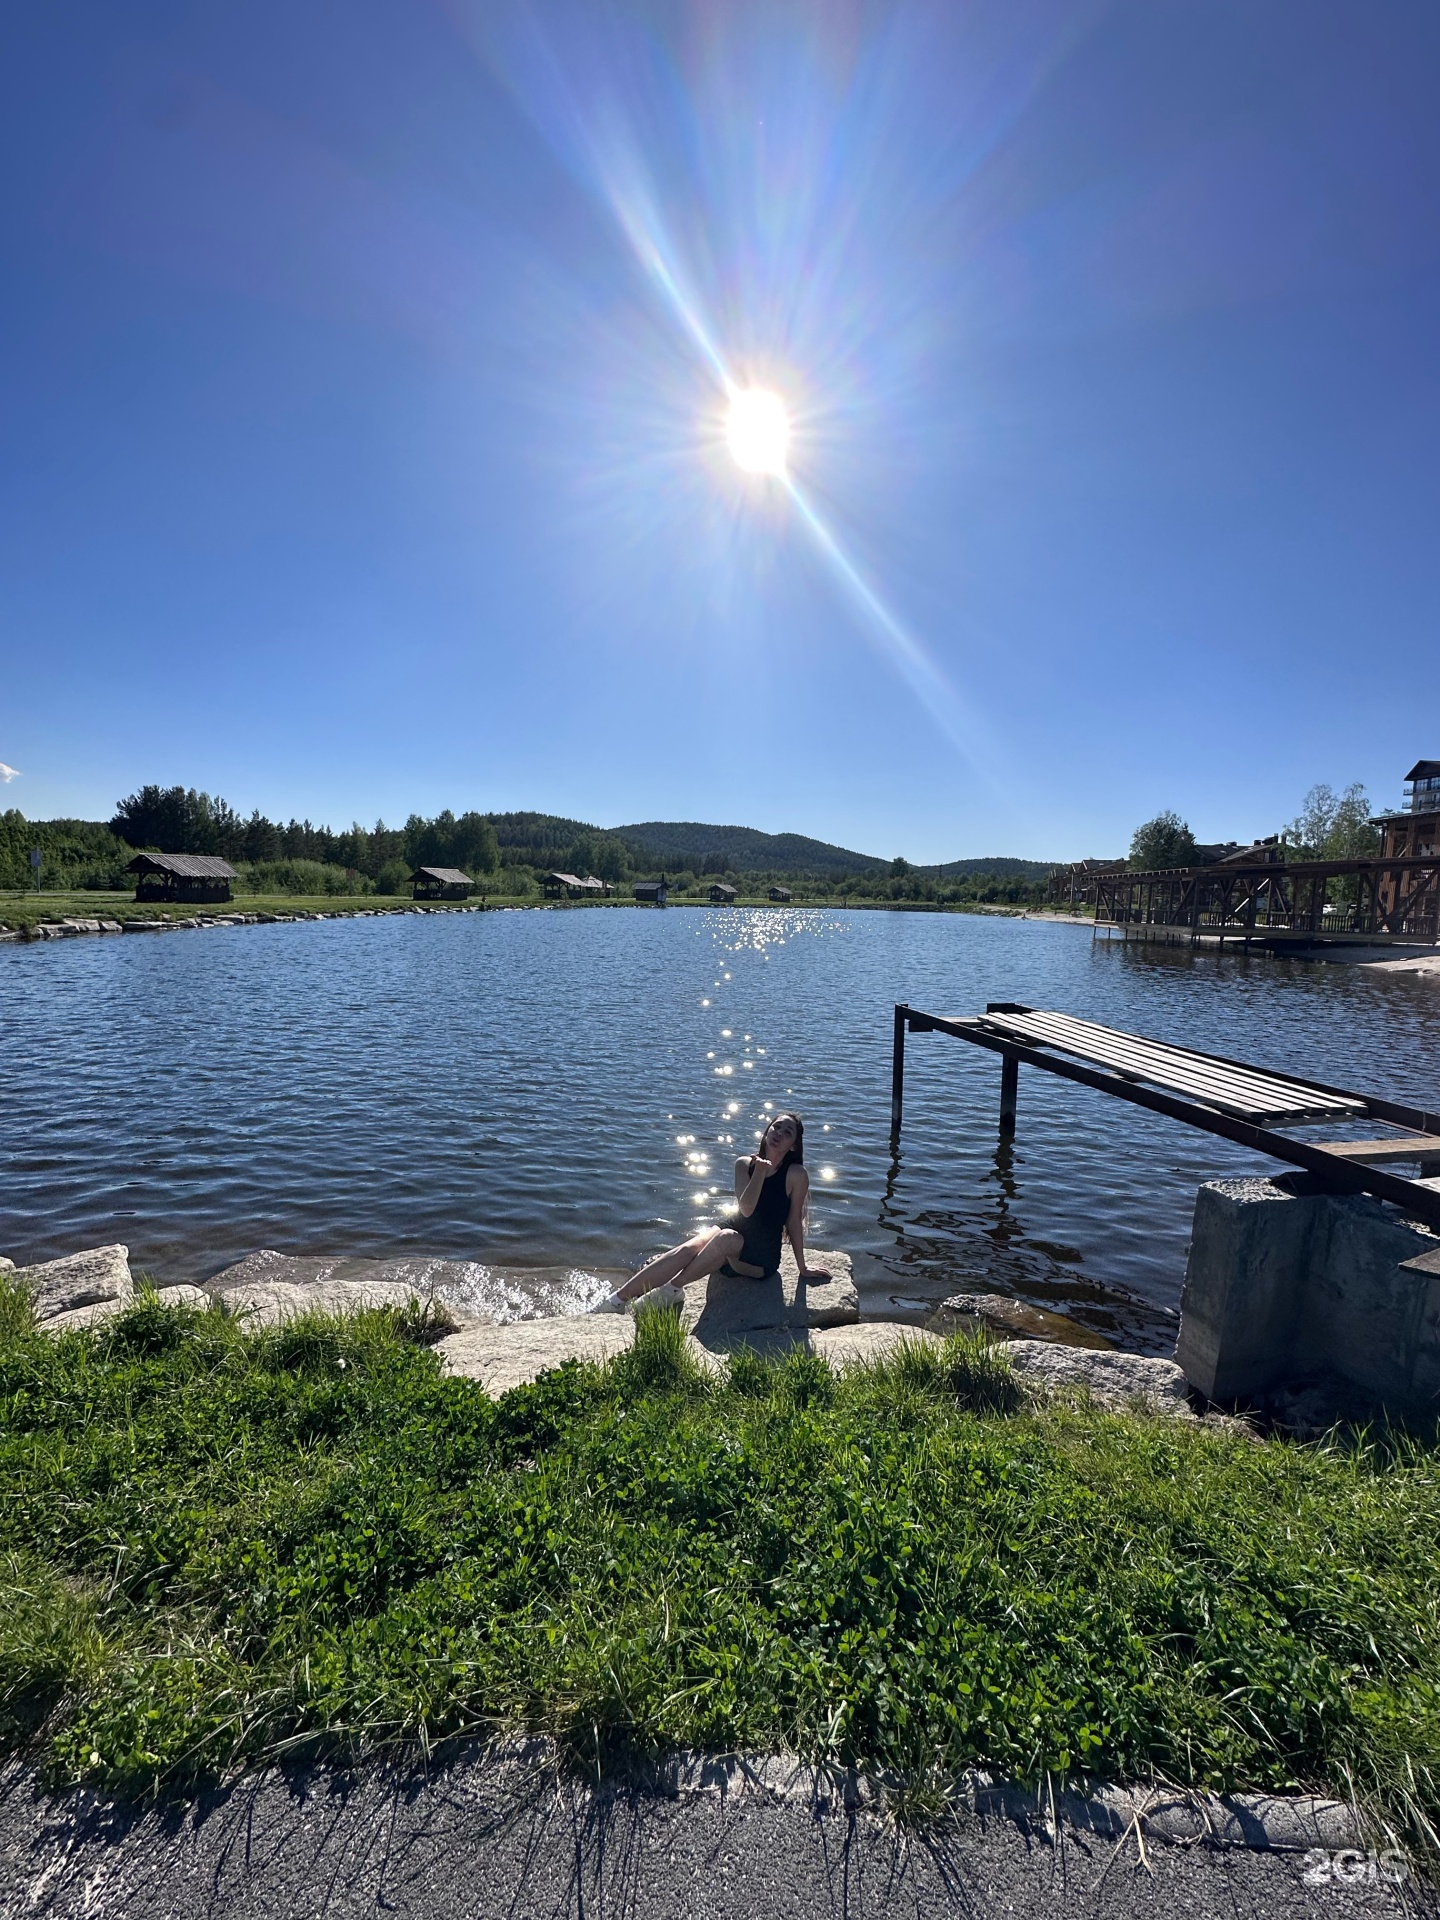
[1307,1197,1440,1411]
[1176,1177,1440,1422]
[1176,1180,1317,1400]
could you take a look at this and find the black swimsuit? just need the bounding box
[722,1152,796,1276]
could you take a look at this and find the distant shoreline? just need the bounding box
[0,893,1067,942]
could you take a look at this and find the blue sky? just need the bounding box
[2,0,1437,862]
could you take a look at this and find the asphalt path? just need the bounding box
[0,1750,1430,1920]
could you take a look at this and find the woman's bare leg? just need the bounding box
[619,1229,726,1301]
[618,1227,743,1302]
[668,1229,745,1290]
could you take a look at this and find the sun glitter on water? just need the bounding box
[726,388,789,475]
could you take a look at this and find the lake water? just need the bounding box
[3,906,1438,1351]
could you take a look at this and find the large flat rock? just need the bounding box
[811,1324,941,1368]
[439,1248,861,1394]
[438,1316,639,1394]
[437,1314,937,1397]
[938,1291,1113,1351]
[38,1284,222,1336]
[1000,1340,1193,1415]
[13,1245,133,1323]
[217,1279,426,1325]
[682,1248,858,1344]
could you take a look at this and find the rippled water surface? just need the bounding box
[3,907,1438,1347]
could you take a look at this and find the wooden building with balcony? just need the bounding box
[1374,761,1440,935]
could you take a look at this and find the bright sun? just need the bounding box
[726,387,789,475]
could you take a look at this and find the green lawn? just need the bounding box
[0,891,520,930]
[0,890,1049,931]
[2,1286,1437,1851]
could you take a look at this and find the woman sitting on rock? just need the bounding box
[592,1111,828,1311]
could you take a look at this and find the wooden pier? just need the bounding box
[891,1001,1440,1229]
[1089,853,1439,949]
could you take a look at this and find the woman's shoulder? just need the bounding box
[786,1161,810,1191]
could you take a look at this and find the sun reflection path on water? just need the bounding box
[671,907,848,1239]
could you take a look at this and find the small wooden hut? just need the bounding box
[709,882,738,905]
[128,853,237,905]
[410,865,474,901]
[543,872,609,899]
[768,886,792,903]
[633,880,668,905]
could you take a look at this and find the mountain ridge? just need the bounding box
[614,820,1051,877]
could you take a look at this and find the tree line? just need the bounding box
[2,786,1050,903]
[1127,782,1382,871]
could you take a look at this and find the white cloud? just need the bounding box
[0,763,19,783]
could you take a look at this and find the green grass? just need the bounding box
[1,1282,1438,1857]
[0,892,526,930]
[0,890,1036,931]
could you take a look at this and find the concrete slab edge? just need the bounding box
[638,1750,1363,1850]
[0,1744,1364,1862]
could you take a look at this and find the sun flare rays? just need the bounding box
[463,2,1005,773]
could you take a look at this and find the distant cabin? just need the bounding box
[709,882,738,905]
[633,880,668,906]
[128,853,237,905]
[768,886,792,903]
[543,872,609,899]
[410,865,474,901]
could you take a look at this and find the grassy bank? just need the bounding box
[0,892,521,931]
[2,1287,1437,1848]
[0,891,1043,934]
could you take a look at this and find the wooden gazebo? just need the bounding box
[410,865,474,901]
[128,853,237,905]
[543,872,609,899]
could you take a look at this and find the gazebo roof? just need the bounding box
[411,866,473,885]
[127,853,238,879]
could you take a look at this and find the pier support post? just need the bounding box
[999,1052,1018,1134]
[891,1004,907,1136]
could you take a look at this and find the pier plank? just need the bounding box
[974,1007,1364,1124]
[1312,1135,1440,1165]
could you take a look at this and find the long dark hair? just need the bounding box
[758,1110,804,1165]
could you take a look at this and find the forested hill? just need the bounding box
[922,856,1053,880]
[615,821,886,874]
[1,788,1056,896]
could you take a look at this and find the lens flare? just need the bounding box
[726,389,789,474]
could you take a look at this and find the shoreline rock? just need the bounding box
[11,1245,134,1326]
[999,1339,1193,1414]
